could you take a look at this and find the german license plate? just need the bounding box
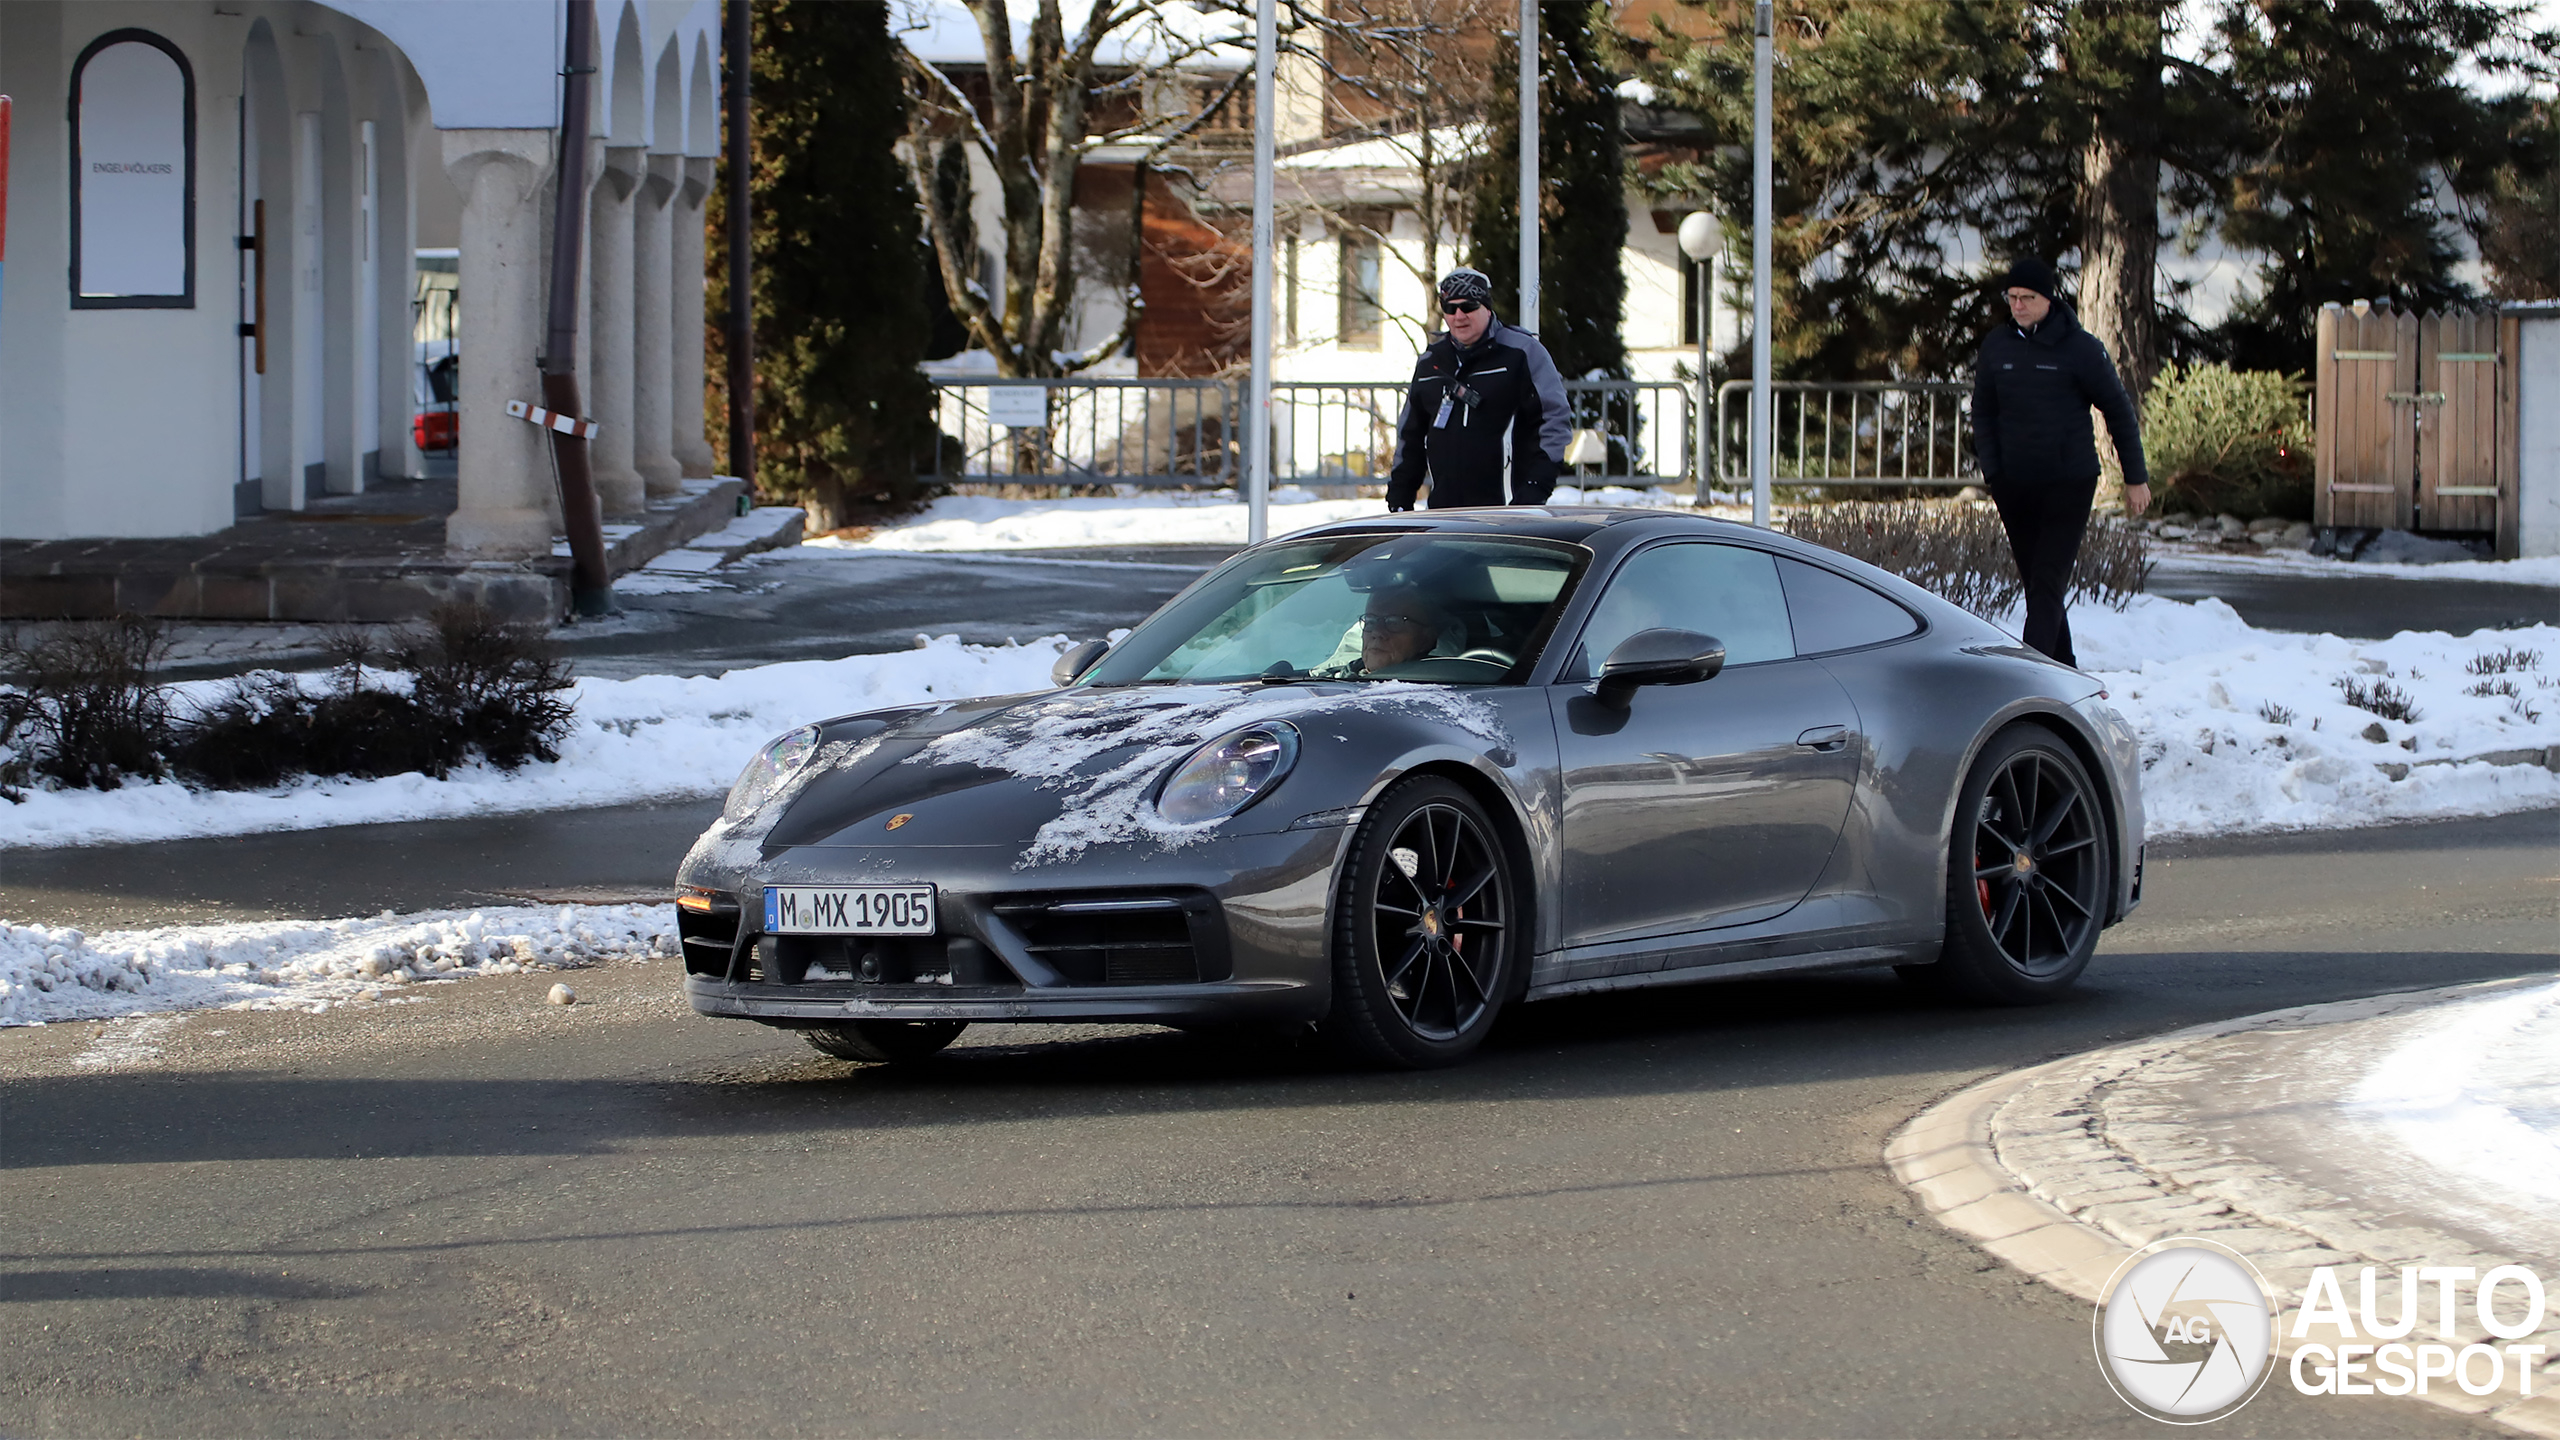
[762,885,936,935]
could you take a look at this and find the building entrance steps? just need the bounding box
[2,476,752,625]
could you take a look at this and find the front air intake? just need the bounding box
[989,890,1229,985]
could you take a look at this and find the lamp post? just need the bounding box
[1677,211,1722,503]
[1247,0,1276,543]
[1750,0,1774,527]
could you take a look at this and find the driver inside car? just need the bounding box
[1313,587,1462,677]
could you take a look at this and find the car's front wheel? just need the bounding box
[803,1020,967,1063]
[1914,724,2111,1004]
[1322,776,1520,1068]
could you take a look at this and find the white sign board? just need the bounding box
[76,38,191,302]
[984,386,1049,429]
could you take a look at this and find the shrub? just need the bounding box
[2,605,576,799]
[1780,501,2150,618]
[2141,363,2312,520]
[2336,674,2421,723]
[0,618,173,792]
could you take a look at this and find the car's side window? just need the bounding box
[1575,543,1796,674]
[1777,556,1921,655]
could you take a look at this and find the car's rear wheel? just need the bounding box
[802,1020,967,1063]
[1322,776,1519,1068]
[1912,725,2110,1004]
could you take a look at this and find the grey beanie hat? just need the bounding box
[1437,267,1493,305]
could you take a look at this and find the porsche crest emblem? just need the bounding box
[886,813,914,831]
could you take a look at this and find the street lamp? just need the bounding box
[1677,211,1722,501]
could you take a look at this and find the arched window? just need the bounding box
[70,28,195,308]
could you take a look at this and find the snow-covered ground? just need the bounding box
[1,903,672,1028]
[2067,596,2560,837]
[824,484,1709,553]
[4,599,2553,852]
[0,635,1068,851]
[2351,976,2560,1256]
[2150,548,2560,587]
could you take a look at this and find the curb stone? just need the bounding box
[1888,975,2560,1436]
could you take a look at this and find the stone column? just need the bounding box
[671,156,718,477]
[442,129,559,559]
[587,147,646,515]
[631,153,683,496]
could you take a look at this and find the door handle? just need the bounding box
[1796,725,1849,752]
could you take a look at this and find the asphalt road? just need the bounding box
[4,811,2552,1437]
[2145,559,2557,639]
[548,549,1228,681]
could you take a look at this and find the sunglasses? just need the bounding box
[1440,300,1483,315]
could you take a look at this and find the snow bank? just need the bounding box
[2069,596,2560,837]
[0,904,674,1027]
[1,635,1068,851]
[2150,549,2560,587]
[2,596,2551,853]
[824,484,1698,553]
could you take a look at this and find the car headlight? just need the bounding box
[725,725,822,822]
[1156,723,1299,825]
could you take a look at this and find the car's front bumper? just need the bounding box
[675,826,1349,1027]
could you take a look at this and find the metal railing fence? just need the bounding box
[923,377,1696,490]
[920,378,1237,487]
[1714,381,1976,488]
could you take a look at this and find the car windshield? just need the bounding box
[1082,533,1587,687]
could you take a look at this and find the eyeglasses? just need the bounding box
[1361,613,1432,631]
[2003,290,2045,305]
[1440,300,1483,315]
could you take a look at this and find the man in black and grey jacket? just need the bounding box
[1970,257,2151,668]
[1386,268,1572,511]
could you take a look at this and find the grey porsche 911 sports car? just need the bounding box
[676,508,2143,1068]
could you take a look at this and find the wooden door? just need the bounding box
[2416,312,2503,535]
[2314,305,2417,530]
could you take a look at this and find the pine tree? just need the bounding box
[1468,1,1629,381]
[706,0,935,529]
[2202,0,2549,371]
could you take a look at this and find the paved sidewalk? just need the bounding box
[1891,976,2560,1436]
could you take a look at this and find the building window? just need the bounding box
[70,28,197,308]
[1284,234,1300,344]
[1338,237,1381,349]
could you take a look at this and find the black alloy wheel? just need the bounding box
[803,1020,967,1063]
[1915,725,2110,1004]
[1324,776,1518,1067]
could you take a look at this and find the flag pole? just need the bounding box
[1517,0,1538,328]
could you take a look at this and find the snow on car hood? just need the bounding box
[918,682,1511,866]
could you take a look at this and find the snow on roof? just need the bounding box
[892,0,1251,72]
[1279,124,1487,171]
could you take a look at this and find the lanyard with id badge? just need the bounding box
[1432,381,1482,430]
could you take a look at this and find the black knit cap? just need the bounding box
[1999,257,2061,303]
[1437,267,1493,306]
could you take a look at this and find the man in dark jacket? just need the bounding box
[1386,268,1572,511]
[1970,258,2151,667]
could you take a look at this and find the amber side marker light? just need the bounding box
[677,889,722,912]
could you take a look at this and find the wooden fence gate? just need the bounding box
[2315,303,2523,557]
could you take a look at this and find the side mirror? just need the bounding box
[1052,638,1110,687]
[1595,628,1725,709]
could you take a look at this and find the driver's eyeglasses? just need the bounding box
[1361,614,1431,631]
[1440,300,1483,315]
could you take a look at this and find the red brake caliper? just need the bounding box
[1978,877,1993,915]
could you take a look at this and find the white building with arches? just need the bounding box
[0,0,725,558]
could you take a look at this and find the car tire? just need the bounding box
[1912,724,2111,1005]
[1321,775,1520,1068]
[802,1020,967,1063]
